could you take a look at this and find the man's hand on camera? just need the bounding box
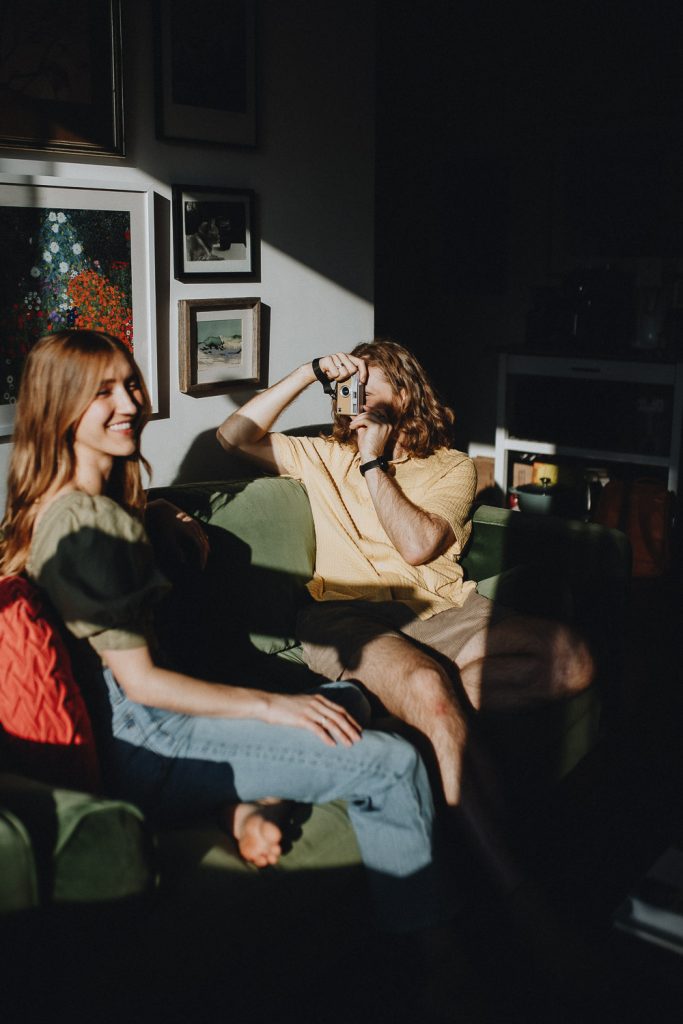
[315,352,367,385]
[349,408,393,462]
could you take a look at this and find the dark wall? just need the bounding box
[375,1,683,452]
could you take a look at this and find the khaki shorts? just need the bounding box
[296,590,512,681]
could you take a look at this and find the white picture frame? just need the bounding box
[0,175,157,436]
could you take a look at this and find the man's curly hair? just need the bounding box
[329,338,455,457]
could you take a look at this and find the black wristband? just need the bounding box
[311,357,335,396]
[359,456,389,476]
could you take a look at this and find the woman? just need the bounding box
[0,329,449,934]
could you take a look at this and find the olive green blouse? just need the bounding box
[27,491,170,653]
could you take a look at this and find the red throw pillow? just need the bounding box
[0,575,101,792]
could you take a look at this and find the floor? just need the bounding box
[468,568,683,1024]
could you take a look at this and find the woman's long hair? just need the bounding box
[329,338,455,456]
[1,330,151,575]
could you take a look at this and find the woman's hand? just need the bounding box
[145,499,210,573]
[263,692,362,748]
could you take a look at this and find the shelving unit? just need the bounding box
[495,353,683,496]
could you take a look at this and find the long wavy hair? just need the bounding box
[0,330,151,575]
[329,338,455,456]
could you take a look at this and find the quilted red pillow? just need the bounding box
[0,575,100,792]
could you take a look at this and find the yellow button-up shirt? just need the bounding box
[270,434,477,619]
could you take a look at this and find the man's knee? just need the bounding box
[549,626,595,697]
[409,663,461,723]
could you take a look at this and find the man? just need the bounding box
[216,338,594,892]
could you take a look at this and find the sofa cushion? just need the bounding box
[0,806,39,912]
[156,800,362,905]
[147,478,316,657]
[0,576,100,792]
[0,773,151,904]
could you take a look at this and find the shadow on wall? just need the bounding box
[172,429,246,484]
[172,421,332,485]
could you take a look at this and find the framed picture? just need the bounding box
[178,297,261,395]
[0,176,157,436]
[172,185,257,282]
[154,0,256,147]
[0,0,124,157]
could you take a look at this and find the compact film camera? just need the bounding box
[335,374,365,416]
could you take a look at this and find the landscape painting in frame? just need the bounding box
[179,297,261,395]
[0,180,156,435]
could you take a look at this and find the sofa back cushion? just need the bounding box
[0,576,101,792]
[147,478,316,658]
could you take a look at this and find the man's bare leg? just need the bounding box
[456,614,595,711]
[338,632,524,891]
[339,615,594,892]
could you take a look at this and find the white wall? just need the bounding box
[0,0,374,506]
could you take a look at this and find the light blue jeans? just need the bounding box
[98,668,449,932]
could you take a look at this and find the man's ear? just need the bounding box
[398,388,409,411]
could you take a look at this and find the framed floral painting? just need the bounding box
[0,177,157,435]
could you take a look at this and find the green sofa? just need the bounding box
[0,475,631,920]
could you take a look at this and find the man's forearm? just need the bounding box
[217,362,316,450]
[363,467,454,565]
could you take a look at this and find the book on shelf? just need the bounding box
[613,846,683,955]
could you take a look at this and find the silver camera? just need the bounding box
[335,375,365,416]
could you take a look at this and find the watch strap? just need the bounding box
[311,357,335,395]
[359,457,389,476]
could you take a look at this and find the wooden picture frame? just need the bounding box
[178,297,261,395]
[0,176,157,435]
[172,184,258,282]
[155,0,256,147]
[0,0,124,157]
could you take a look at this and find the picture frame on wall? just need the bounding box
[172,185,258,282]
[178,297,261,395]
[154,0,256,147]
[0,176,157,436]
[0,0,124,157]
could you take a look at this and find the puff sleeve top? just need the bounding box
[27,491,170,653]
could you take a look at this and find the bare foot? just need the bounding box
[228,800,287,868]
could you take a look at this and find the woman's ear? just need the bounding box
[399,388,409,411]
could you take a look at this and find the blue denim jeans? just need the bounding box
[99,668,448,932]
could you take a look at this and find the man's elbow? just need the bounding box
[401,541,441,566]
[216,425,237,452]
[401,525,455,566]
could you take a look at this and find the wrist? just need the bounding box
[297,362,317,387]
[359,456,390,477]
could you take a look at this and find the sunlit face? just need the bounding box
[74,353,144,469]
[362,364,405,422]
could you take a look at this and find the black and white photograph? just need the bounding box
[172,185,257,282]
[178,296,261,394]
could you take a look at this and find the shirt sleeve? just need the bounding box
[418,455,477,554]
[268,432,310,480]
[29,493,170,652]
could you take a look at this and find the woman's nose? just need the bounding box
[116,385,139,413]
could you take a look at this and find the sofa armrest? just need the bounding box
[0,773,152,907]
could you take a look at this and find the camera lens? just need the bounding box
[341,386,350,396]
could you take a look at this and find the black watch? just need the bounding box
[359,456,389,476]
